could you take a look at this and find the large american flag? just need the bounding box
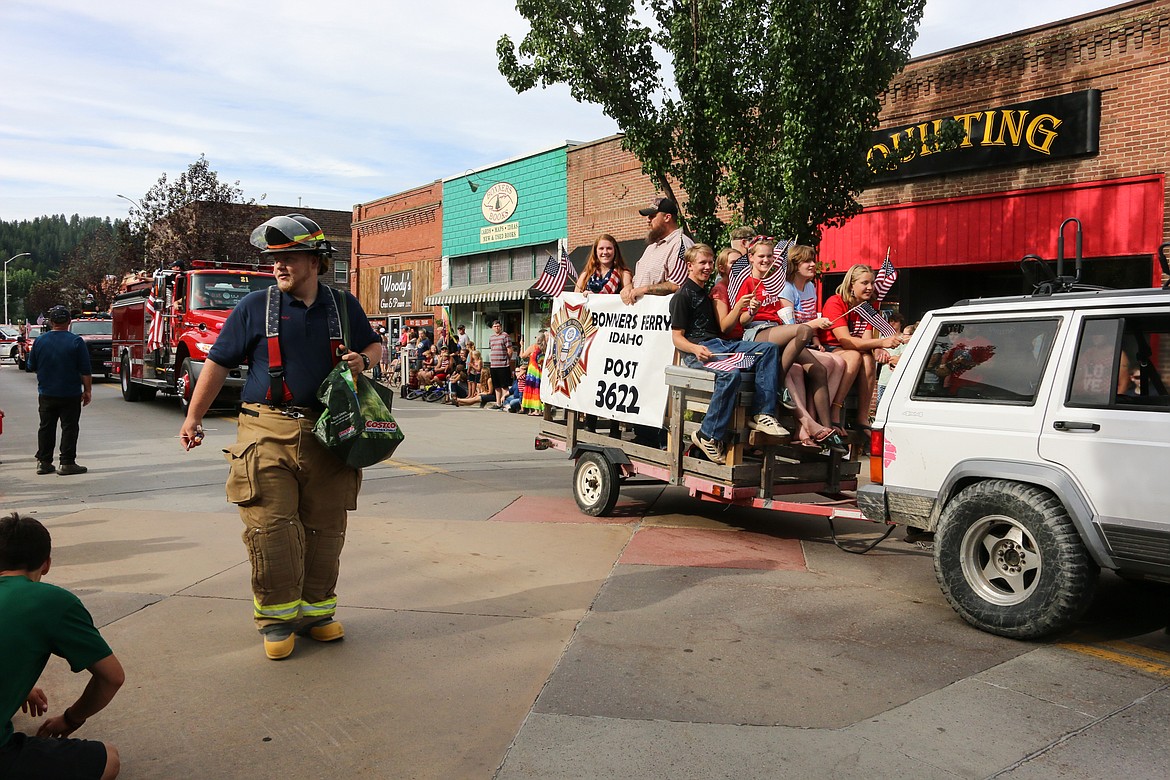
[533,242,574,297]
[873,248,898,302]
[666,239,689,286]
[705,352,757,372]
[145,276,166,351]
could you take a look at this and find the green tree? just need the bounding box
[6,268,38,322]
[56,227,135,311]
[124,154,257,267]
[498,0,926,245]
[26,276,62,321]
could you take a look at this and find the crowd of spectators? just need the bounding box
[386,322,547,415]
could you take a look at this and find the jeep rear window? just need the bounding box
[1068,314,1170,409]
[912,318,1059,404]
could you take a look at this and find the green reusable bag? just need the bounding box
[314,363,404,469]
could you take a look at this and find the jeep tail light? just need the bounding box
[869,428,884,485]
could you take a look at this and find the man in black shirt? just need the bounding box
[669,244,786,464]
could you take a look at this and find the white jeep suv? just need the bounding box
[859,284,1170,638]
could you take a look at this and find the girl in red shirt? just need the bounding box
[731,239,839,447]
[818,264,907,433]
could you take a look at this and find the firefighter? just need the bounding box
[178,215,381,660]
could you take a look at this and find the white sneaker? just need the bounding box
[749,414,789,437]
[691,430,726,465]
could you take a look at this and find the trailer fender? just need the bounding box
[568,444,631,468]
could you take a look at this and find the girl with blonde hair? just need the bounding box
[818,264,907,435]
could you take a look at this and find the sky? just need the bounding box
[0,0,1122,223]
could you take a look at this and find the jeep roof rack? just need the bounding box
[1019,217,1112,297]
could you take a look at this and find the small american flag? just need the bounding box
[873,248,898,302]
[727,253,752,301]
[705,352,757,372]
[761,267,786,299]
[771,237,795,283]
[666,239,689,286]
[533,242,574,297]
[145,277,166,351]
[855,302,897,338]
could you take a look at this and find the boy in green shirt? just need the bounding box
[0,513,124,779]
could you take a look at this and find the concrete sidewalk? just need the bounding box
[14,499,1170,779]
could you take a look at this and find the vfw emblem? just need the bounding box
[546,301,597,399]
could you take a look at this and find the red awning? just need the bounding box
[819,174,1164,268]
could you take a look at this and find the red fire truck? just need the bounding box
[111,260,275,411]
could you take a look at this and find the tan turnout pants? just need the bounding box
[224,403,361,630]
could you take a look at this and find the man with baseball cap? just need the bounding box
[28,306,92,476]
[621,197,695,447]
[620,196,694,306]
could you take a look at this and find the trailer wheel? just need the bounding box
[573,452,619,516]
[934,480,1098,639]
[177,358,195,413]
[121,354,144,401]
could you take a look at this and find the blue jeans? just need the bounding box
[683,338,780,441]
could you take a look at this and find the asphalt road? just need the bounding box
[2,360,1169,778]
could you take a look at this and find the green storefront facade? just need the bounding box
[427,144,568,358]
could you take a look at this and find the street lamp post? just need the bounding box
[5,252,31,326]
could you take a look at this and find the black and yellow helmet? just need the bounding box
[250,214,335,273]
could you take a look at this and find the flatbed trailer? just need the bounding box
[536,364,893,548]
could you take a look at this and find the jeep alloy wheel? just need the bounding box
[934,480,1098,639]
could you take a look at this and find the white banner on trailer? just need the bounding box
[540,292,675,427]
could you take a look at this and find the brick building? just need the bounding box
[351,182,443,345]
[566,135,732,272]
[819,0,1170,318]
[566,134,663,264]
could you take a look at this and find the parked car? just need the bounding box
[859,278,1170,639]
[1,326,19,363]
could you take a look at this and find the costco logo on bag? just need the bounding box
[365,420,399,433]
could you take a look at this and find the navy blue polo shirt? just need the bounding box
[28,329,91,397]
[208,283,379,407]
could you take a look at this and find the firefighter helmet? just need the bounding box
[250,214,335,274]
